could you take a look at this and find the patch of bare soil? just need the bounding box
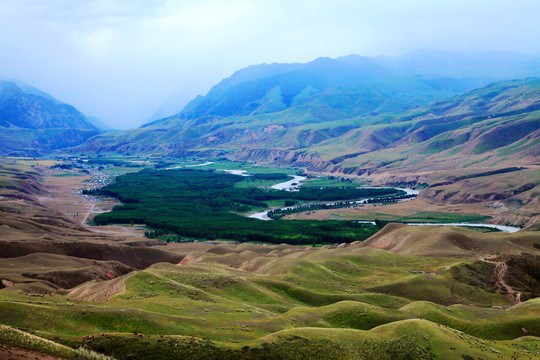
[0,241,185,269]
[38,168,145,239]
[23,260,134,290]
[482,253,540,303]
[0,343,68,360]
[68,272,132,302]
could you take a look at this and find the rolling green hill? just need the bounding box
[1,241,539,359]
[0,162,538,359]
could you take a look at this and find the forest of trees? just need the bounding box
[89,169,401,245]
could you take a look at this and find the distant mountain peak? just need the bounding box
[147,49,540,128]
[0,76,61,104]
[0,78,101,155]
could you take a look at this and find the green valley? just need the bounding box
[88,168,403,244]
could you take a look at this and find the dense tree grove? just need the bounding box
[90,169,401,245]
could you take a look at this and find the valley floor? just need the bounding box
[0,158,539,359]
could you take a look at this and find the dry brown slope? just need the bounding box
[0,252,135,294]
[67,272,133,302]
[359,223,540,257]
[0,241,185,269]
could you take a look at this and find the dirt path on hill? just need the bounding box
[79,194,141,237]
[480,256,521,304]
[80,195,95,226]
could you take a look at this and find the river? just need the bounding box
[166,161,215,170]
[362,187,420,196]
[222,169,250,176]
[405,222,520,233]
[245,177,520,233]
[184,161,215,167]
[270,175,307,190]
[248,191,406,222]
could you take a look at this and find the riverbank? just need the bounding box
[270,175,307,190]
[244,173,522,233]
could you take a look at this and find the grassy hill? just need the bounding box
[311,78,540,169]
[360,223,538,256]
[1,241,539,359]
[75,78,539,173]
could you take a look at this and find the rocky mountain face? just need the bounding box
[0,80,100,155]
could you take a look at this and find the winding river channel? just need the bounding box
[242,173,521,233]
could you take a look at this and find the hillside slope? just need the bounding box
[0,160,539,359]
[146,56,484,125]
[360,223,538,256]
[148,49,540,121]
[78,78,540,170]
[0,80,100,155]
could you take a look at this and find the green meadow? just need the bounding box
[1,247,538,359]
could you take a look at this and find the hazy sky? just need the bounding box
[0,0,539,129]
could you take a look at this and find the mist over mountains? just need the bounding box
[65,49,540,197]
[1,49,539,159]
[149,49,540,122]
[0,79,101,155]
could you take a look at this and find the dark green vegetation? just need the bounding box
[66,333,433,360]
[450,261,497,293]
[498,254,540,301]
[89,169,402,244]
[268,193,415,219]
[450,255,540,302]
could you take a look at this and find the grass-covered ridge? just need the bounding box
[1,247,539,359]
[89,168,402,244]
[0,324,113,360]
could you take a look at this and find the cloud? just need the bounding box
[0,0,538,128]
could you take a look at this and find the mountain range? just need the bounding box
[1,50,539,360]
[3,49,540,171]
[73,52,540,182]
[148,49,540,121]
[0,79,101,156]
